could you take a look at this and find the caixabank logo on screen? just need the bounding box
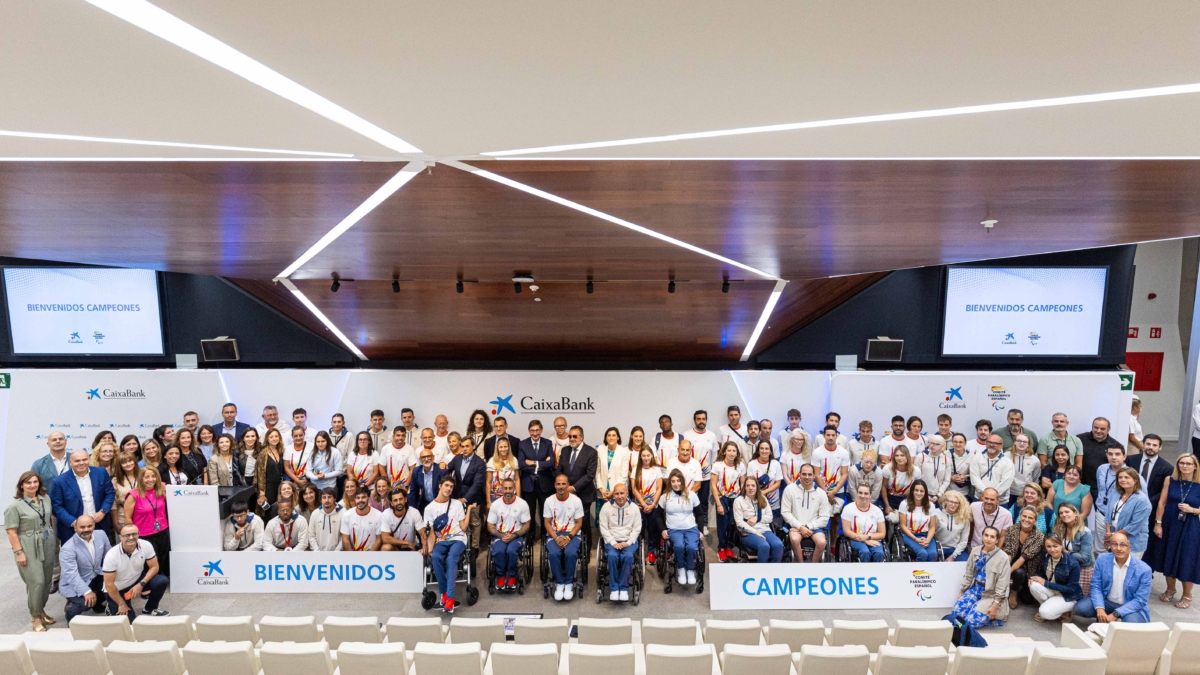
[490,394,597,415]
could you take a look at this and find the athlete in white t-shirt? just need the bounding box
[379,490,421,551]
[682,411,719,535]
[876,416,909,464]
[543,474,585,600]
[965,420,993,455]
[654,415,681,466]
[487,477,531,590]
[840,484,887,562]
[421,474,472,612]
[746,446,783,514]
[717,406,752,464]
[340,491,382,551]
[810,426,851,510]
[666,443,703,492]
[376,435,418,491]
[710,442,745,561]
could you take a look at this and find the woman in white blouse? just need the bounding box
[595,427,630,505]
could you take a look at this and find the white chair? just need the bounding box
[948,646,1027,675]
[260,641,335,675]
[132,614,195,646]
[514,618,569,646]
[0,639,35,675]
[1025,646,1107,675]
[106,639,186,675]
[704,620,764,654]
[260,615,323,643]
[721,643,793,675]
[337,642,409,675]
[888,621,952,649]
[793,644,871,675]
[182,640,261,675]
[764,619,825,651]
[28,639,110,675]
[641,618,700,646]
[323,616,382,649]
[576,618,634,645]
[195,616,260,644]
[561,643,636,675]
[1158,622,1200,675]
[1075,622,1171,675]
[414,641,485,675]
[487,642,558,675]
[829,620,890,653]
[872,645,948,675]
[450,618,507,653]
[69,615,135,646]
[646,644,720,675]
[386,617,448,646]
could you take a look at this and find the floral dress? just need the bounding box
[952,552,1005,628]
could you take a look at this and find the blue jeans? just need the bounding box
[1073,597,1149,623]
[715,496,736,548]
[849,540,887,562]
[942,547,969,562]
[742,530,784,562]
[431,540,465,599]
[491,536,523,577]
[903,534,939,561]
[546,533,581,583]
[668,527,700,570]
[105,574,169,623]
[605,541,638,591]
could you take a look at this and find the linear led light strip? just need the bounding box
[277,278,367,360]
[0,157,356,162]
[742,280,787,361]
[0,129,352,157]
[483,82,1200,156]
[493,155,1200,161]
[82,0,421,156]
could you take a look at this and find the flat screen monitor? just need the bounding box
[942,267,1108,356]
[4,268,164,355]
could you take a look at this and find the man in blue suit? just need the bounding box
[1074,532,1152,623]
[59,514,111,623]
[448,436,487,549]
[518,419,557,539]
[214,402,252,442]
[409,447,447,515]
[50,451,116,543]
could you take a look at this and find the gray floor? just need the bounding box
[4,442,1194,643]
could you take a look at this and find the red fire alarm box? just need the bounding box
[1150,327,1162,339]
[1129,327,1139,338]
[1125,352,1164,391]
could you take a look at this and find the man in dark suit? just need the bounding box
[215,402,252,442]
[408,447,447,515]
[556,425,598,544]
[518,419,557,538]
[448,436,487,549]
[482,416,522,461]
[50,450,116,542]
[1127,433,1174,547]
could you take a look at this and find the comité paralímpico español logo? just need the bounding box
[909,570,935,601]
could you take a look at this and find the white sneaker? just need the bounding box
[610,591,619,601]
[554,584,565,601]
[687,570,697,585]
[564,584,574,600]
[619,590,629,602]
[703,527,709,537]
[677,569,687,585]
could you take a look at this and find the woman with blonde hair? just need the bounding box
[110,451,140,537]
[711,441,744,561]
[139,438,165,476]
[881,445,916,514]
[935,489,972,561]
[631,446,663,562]
[1010,482,1053,533]
[787,428,812,462]
[1053,502,1094,594]
[5,471,56,631]
[124,466,171,576]
[488,437,520,504]
[733,474,783,562]
[90,441,117,474]
[254,427,285,516]
[953,525,1010,627]
[1151,454,1200,608]
[1008,433,1040,505]
[1106,466,1151,558]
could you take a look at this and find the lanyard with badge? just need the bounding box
[280,519,294,549]
[147,493,163,531]
[24,498,49,539]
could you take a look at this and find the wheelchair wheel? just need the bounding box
[694,545,706,594]
[538,537,548,583]
[421,589,437,610]
[466,585,479,606]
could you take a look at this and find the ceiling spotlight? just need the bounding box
[534,297,542,302]
[668,280,676,294]
[586,280,594,294]
[722,278,730,293]
[982,219,998,233]
[330,277,340,293]
[456,280,464,294]
[391,279,400,293]
[529,284,539,292]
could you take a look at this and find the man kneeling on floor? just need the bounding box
[544,474,584,601]
[103,524,169,621]
[599,483,641,602]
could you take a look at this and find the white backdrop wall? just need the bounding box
[0,368,1127,491]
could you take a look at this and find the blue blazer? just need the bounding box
[518,437,557,494]
[50,468,116,541]
[448,454,487,506]
[1107,492,1153,552]
[1039,552,1083,601]
[409,465,447,514]
[1090,553,1153,623]
[30,453,70,492]
[58,533,111,599]
[215,421,252,442]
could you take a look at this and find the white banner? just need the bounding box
[166,485,222,552]
[709,561,967,610]
[170,551,424,593]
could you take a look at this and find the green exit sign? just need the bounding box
[0,373,9,388]
[1119,373,1134,391]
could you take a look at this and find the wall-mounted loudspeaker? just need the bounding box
[865,337,904,362]
[200,336,240,362]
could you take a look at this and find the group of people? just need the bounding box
[8,399,1195,625]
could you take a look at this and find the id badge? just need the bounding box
[154,520,161,531]
[41,530,49,540]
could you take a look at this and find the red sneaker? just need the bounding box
[509,576,518,589]
[443,597,456,613]
[439,592,448,607]
[647,551,656,564]
[717,548,728,562]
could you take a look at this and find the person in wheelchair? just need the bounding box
[896,479,940,561]
[487,477,530,591]
[734,475,784,562]
[840,484,887,562]
[420,474,474,613]
[781,464,831,562]
[544,474,585,601]
[599,483,641,602]
[661,468,701,586]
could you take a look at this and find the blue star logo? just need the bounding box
[1004,332,1015,340]
[489,395,516,415]
[945,387,963,401]
[202,560,224,576]
[86,388,101,400]
[173,489,184,497]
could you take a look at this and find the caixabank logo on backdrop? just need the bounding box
[198,560,228,586]
[490,394,597,415]
[939,387,967,410]
[85,387,148,400]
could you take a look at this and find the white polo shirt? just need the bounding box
[102,539,156,589]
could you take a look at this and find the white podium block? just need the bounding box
[167,485,222,552]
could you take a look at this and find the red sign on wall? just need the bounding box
[1129,327,1139,338]
[1150,327,1162,339]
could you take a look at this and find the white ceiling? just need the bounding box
[3,1,1199,160]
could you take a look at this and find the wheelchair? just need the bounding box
[656,529,705,594]
[782,520,837,563]
[727,518,795,564]
[835,519,893,563]
[420,541,480,610]
[485,531,534,595]
[540,531,589,600]
[595,533,644,605]
[885,521,945,562]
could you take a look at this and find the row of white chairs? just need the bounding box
[0,636,1112,675]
